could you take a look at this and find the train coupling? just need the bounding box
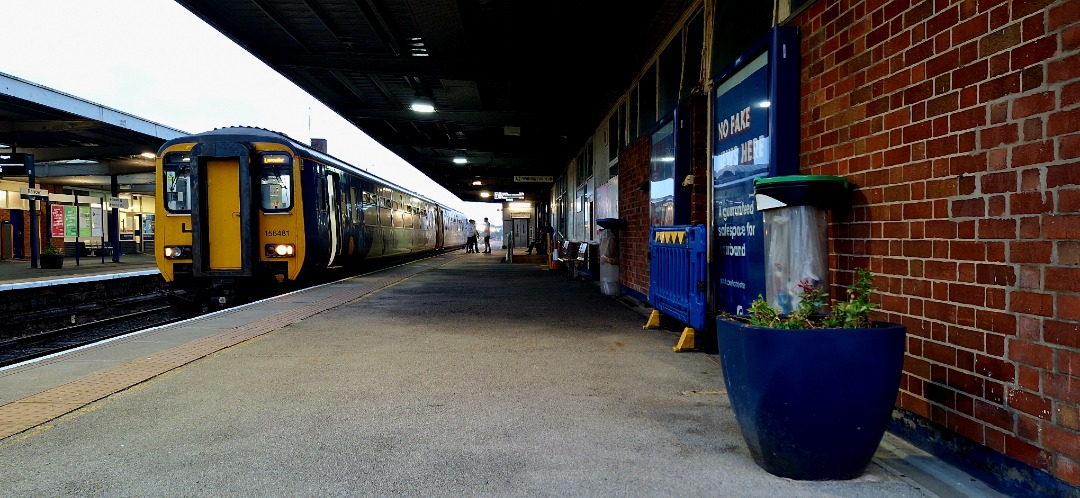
[206,279,239,308]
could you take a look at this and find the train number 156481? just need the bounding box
[264,230,289,237]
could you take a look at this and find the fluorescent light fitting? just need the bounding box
[408,101,434,112]
[480,191,491,198]
[140,152,156,158]
[472,180,482,185]
[453,157,468,164]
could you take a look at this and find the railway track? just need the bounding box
[0,294,197,368]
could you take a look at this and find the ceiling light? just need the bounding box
[480,191,490,198]
[453,157,468,164]
[472,180,482,186]
[140,152,156,159]
[410,96,435,113]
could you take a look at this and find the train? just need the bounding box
[154,126,468,307]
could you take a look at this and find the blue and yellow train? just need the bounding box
[154,127,468,306]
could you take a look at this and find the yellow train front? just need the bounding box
[155,127,467,307]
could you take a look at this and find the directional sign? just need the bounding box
[494,191,525,200]
[19,187,49,200]
[513,175,552,183]
[108,196,131,209]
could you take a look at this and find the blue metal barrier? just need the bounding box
[648,225,708,331]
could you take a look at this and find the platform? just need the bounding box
[0,251,1005,496]
[0,252,159,290]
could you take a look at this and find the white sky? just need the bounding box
[2,0,501,224]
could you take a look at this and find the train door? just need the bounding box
[206,158,242,269]
[188,141,255,278]
[326,172,340,265]
[435,208,444,248]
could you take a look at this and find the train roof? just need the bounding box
[160,126,462,214]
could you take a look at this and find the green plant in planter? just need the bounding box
[746,268,878,329]
[41,245,62,256]
[716,267,906,481]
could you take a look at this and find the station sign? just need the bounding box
[513,175,552,183]
[494,191,525,200]
[0,153,32,176]
[19,187,49,200]
[108,196,131,209]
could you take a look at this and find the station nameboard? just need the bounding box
[494,191,525,200]
[20,187,49,200]
[0,153,32,176]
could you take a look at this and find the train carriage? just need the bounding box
[155,127,467,306]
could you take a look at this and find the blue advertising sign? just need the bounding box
[713,51,770,316]
[711,26,800,316]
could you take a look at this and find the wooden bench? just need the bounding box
[557,241,588,280]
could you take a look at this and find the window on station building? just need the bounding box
[650,118,676,227]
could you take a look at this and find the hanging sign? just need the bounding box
[20,187,49,200]
[513,176,552,183]
[0,153,31,176]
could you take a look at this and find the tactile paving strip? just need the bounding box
[0,254,463,440]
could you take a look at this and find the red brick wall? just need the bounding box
[792,0,1080,485]
[0,207,39,257]
[618,135,652,296]
[619,94,710,297]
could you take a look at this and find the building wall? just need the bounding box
[792,0,1080,487]
[688,94,711,227]
[617,136,653,296]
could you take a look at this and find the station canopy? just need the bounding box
[0,72,186,195]
[173,0,692,203]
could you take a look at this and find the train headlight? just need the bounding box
[265,244,295,257]
[163,245,192,259]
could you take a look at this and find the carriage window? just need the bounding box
[260,153,293,211]
[163,152,192,213]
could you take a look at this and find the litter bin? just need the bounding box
[597,218,627,296]
[754,175,851,314]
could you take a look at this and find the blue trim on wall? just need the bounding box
[890,409,1077,497]
[622,286,648,305]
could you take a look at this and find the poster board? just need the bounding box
[711,26,801,316]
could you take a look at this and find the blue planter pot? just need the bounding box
[716,316,907,480]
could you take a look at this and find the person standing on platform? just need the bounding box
[470,219,481,253]
[466,219,477,253]
[482,217,492,253]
